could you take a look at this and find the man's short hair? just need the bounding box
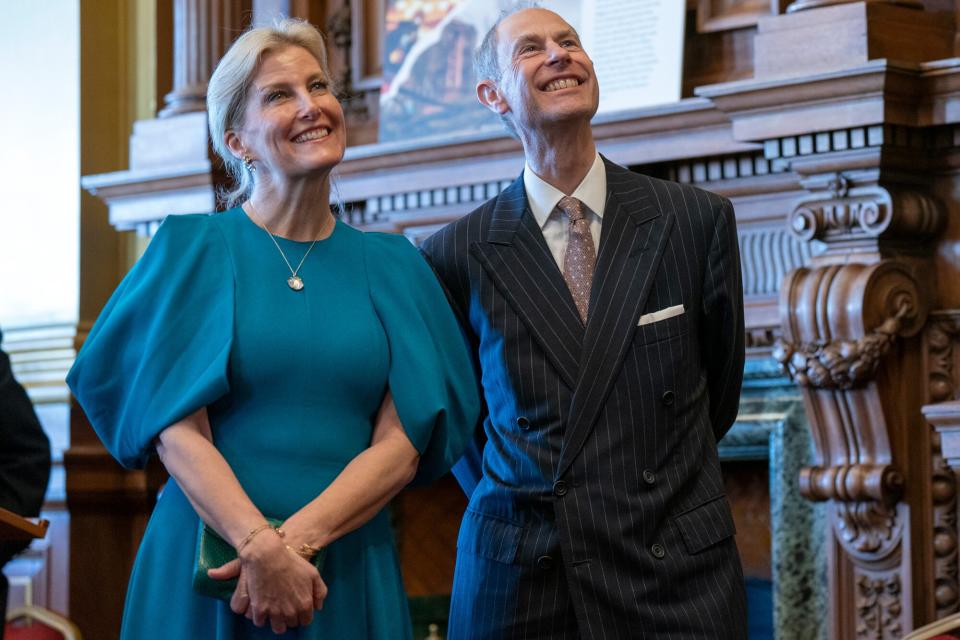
[474,2,541,137]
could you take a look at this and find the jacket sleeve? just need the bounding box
[419,236,487,498]
[0,330,50,518]
[699,198,745,441]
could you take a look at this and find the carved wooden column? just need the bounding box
[696,0,959,634]
[774,171,945,638]
[159,0,246,117]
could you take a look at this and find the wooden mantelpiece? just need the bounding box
[332,97,764,224]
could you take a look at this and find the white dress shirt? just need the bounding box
[523,153,606,271]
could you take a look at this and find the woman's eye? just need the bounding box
[310,81,328,92]
[266,90,285,102]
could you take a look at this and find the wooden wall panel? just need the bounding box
[682,14,756,97]
[724,461,773,580]
[394,475,466,597]
[697,0,789,32]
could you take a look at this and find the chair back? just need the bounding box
[4,605,82,640]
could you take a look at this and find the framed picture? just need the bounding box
[378,0,686,144]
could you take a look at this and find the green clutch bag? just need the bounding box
[193,518,327,601]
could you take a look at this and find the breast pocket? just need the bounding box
[634,309,689,347]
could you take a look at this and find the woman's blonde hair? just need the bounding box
[207,18,333,208]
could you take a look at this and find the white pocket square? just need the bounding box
[638,304,685,326]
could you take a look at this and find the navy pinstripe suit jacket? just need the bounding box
[422,158,747,639]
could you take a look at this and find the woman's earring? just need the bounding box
[243,155,256,173]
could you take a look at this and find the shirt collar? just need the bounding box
[523,152,607,229]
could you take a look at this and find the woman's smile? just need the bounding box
[292,127,331,143]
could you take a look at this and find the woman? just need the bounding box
[67,19,479,639]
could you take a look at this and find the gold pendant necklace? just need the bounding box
[246,202,330,291]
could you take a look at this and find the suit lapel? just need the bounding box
[470,176,584,390]
[556,164,673,479]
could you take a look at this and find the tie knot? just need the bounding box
[558,196,585,223]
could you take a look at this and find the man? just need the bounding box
[0,328,50,636]
[421,7,747,639]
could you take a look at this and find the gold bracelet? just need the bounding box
[285,543,321,561]
[297,542,322,559]
[237,523,273,553]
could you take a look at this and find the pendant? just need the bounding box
[287,275,304,291]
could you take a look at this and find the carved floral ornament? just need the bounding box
[773,303,908,390]
[774,261,927,390]
[837,501,903,557]
[856,571,903,640]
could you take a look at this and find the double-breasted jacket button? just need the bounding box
[536,555,554,570]
[642,469,656,485]
[650,544,666,559]
[517,416,530,431]
[661,390,675,406]
[553,480,568,497]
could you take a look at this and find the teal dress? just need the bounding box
[66,208,479,639]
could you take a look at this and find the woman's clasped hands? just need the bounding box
[208,524,327,635]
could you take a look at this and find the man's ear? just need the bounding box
[225,130,245,160]
[477,79,509,116]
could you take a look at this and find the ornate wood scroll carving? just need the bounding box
[789,183,944,248]
[777,161,945,636]
[777,258,922,574]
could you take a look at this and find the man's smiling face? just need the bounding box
[487,8,599,135]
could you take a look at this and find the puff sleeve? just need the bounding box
[66,214,234,469]
[364,232,480,485]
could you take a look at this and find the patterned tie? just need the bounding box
[558,196,596,324]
